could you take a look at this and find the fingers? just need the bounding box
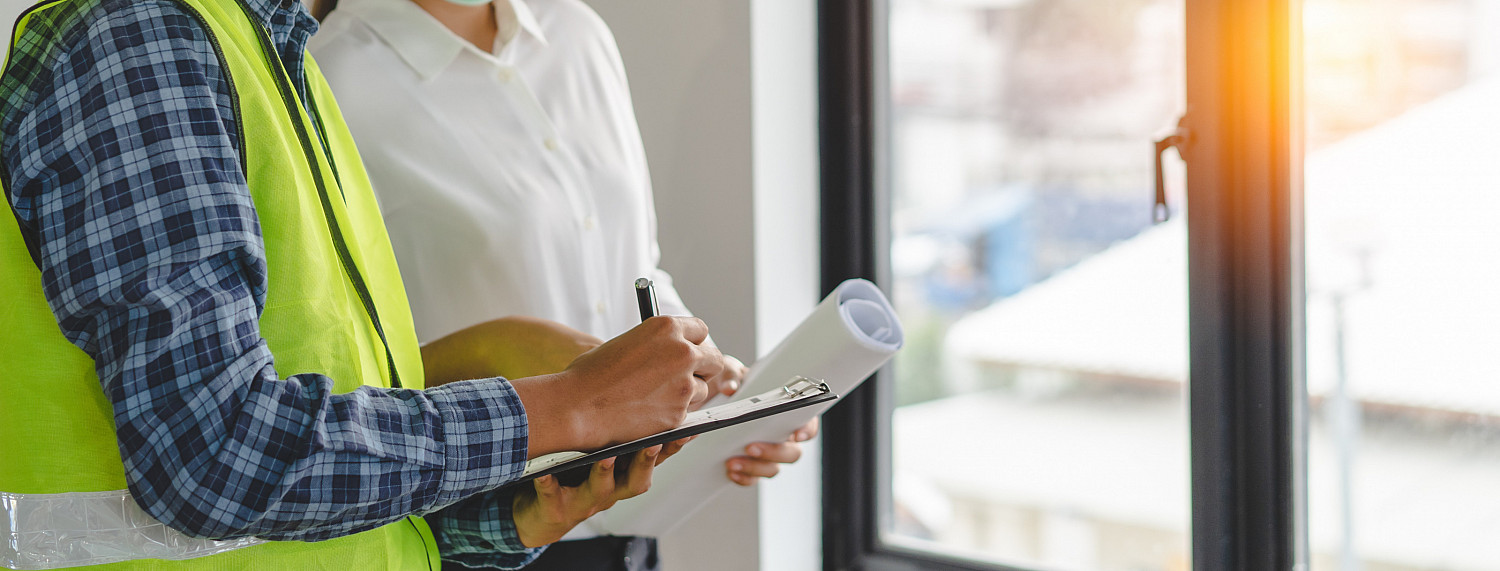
[746,441,803,464]
[714,355,747,396]
[703,373,736,400]
[725,440,805,485]
[690,365,735,410]
[534,474,562,503]
[726,457,781,485]
[671,316,711,345]
[688,375,711,409]
[586,457,619,512]
[620,445,660,498]
[793,418,820,442]
[657,435,694,465]
[530,475,565,527]
[691,343,726,384]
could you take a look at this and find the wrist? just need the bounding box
[511,372,594,457]
[546,369,597,450]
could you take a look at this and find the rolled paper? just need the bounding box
[591,278,904,537]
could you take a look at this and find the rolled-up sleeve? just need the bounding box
[428,486,546,570]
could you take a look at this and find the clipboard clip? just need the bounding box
[782,376,830,398]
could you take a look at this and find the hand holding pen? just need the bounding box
[634,278,810,486]
[636,278,746,402]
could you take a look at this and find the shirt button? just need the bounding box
[544,138,559,151]
[596,301,608,315]
[496,68,515,82]
[583,215,597,231]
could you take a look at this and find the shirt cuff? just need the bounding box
[429,486,546,570]
[425,378,531,507]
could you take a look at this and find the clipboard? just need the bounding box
[515,377,837,487]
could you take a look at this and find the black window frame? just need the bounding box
[818,0,1307,569]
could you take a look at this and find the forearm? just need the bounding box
[113,332,530,541]
[421,318,530,386]
[421,316,599,387]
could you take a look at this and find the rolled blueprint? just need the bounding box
[592,278,904,536]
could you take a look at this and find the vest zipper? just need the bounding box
[227,0,404,389]
[307,89,344,192]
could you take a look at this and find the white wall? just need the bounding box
[582,2,760,569]
[583,0,822,569]
[1,0,26,40]
[750,1,823,569]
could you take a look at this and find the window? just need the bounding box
[1303,0,1500,568]
[882,0,1188,569]
[821,0,1302,570]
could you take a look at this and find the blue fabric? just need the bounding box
[432,487,541,570]
[0,0,541,566]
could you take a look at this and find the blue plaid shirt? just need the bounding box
[0,0,540,567]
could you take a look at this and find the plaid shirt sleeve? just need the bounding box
[0,0,533,543]
[429,488,546,570]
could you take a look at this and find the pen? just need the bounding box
[635,277,659,321]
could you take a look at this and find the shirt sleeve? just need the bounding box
[0,1,528,542]
[427,487,546,570]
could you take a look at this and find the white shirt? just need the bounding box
[309,0,691,347]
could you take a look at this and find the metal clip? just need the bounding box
[781,376,830,398]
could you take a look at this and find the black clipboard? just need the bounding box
[514,377,836,487]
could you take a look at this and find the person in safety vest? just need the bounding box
[0,0,721,568]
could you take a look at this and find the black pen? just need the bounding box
[635,277,659,321]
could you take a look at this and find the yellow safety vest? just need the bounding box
[0,0,437,567]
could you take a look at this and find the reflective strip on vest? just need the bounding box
[0,490,262,570]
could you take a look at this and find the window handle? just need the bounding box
[1153,116,1191,223]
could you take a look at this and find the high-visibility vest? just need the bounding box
[0,0,438,567]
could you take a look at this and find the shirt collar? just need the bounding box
[241,0,320,92]
[509,0,548,46]
[240,0,286,29]
[341,0,547,81]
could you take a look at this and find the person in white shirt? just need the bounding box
[308,0,818,568]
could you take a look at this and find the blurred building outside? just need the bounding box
[888,0,1500,569]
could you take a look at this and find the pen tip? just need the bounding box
[635,277,653,289]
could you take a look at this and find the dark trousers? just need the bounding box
[521,536,660,571]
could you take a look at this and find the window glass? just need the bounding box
[885,0,1188,569]
[1303,0,1500,569]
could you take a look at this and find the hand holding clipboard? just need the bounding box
[532,279,833,487]
[518,377,836,487]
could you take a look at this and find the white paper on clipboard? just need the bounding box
[590,278,904,537]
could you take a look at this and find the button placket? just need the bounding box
[489,62,560,155]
